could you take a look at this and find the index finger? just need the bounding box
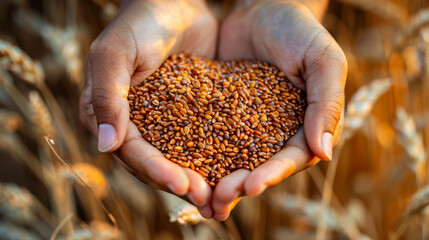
[116,121,190,196]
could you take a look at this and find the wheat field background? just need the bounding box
[0,0,428,239]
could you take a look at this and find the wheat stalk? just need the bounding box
[343,78,392,140]
[337,0,407,23]
[63,220,123,240]
[45,137,119,237]
[395,108,426,185]
[88,220,123,240]
[0,70,34,120]
[0,133,48,183]
[392,184,429,240]
[29,91,56,139]
[0,39,44,85]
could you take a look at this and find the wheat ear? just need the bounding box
[273,194,369,239]
[405,185,429,217]
[395,108,426,185]
[0,39,44,85]
[14,10,83,85]
[28,91,56,139]
[161,192,205,225]
[343,78,392,140]
[395,9,429,50]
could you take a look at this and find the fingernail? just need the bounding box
[321,132,333,160]
[98,124,117,152]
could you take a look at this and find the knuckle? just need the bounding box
[79,87,95,126]
[89,38,104,54]
[90,35,118,56]
[91,87,115,114]
[324,100,343,130]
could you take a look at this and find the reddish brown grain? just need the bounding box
[128,54,307,186]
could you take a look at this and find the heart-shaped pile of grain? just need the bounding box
[128,54,307,187]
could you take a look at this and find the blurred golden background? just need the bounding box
[0,0,428,239]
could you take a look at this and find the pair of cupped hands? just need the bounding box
[80,0,347,220]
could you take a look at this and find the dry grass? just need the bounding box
[0,0,428,239]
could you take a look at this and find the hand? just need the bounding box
[79,0,217,213]
[211,0,347,220]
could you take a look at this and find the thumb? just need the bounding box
[303,32,347,160]
[89,37,134,153]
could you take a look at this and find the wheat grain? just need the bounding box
[29,91,56,139]
[395,108,426,184]
[343,78,392,140]
[0,39,44,85]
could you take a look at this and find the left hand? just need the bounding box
[210,0,347,220]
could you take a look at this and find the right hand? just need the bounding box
[79,0,217,216]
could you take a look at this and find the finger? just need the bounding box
[213,197,242,221]
[89,31,136,153]
[79,61,98,136]
[198,201,213,219]
[183,168,212,207]
[302,31,347,160]
[116,122,190,195]
[244,129,316,197]
[212,169,249,221]
[116,155,213,214]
